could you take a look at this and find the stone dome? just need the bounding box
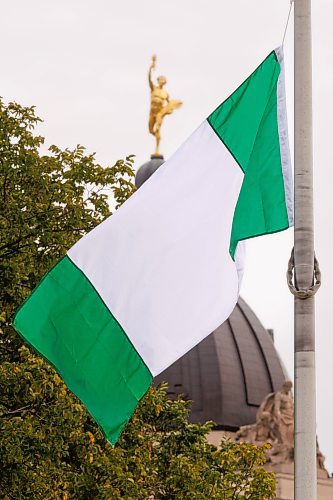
[135,154,165,188]
[154,298,286,430]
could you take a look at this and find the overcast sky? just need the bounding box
[1,0,332,473]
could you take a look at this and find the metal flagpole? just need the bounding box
[293,0,318,498]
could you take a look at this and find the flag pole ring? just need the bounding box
[287,248,321,299]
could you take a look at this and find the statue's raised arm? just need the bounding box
[148,55,156,92]
[148,55,182,156]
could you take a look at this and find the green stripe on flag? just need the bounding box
[13,256,152,444]
[208,51,290,258]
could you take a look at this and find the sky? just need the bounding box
[1,0,332,473]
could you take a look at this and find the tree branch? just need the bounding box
[2,404,32,417]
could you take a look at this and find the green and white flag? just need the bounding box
[14,47,293,444]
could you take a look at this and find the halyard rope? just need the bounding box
[282,1,294,46]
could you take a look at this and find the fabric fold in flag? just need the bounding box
[14,47,293,445]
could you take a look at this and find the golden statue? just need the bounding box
[148,55,182,156]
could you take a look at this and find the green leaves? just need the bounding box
[0,344,276,499]
[0,97,136,358]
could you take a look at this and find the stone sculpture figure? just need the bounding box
[256,379,294,447]
[235,380,326,470]
[236,380,294,450]
[272,379,294,445]
[148,55,182,156]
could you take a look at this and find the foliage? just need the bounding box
[0,99,135,361]
[0,98,275,498]
[0,358,275,499]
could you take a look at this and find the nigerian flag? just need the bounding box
[13,47,293,444]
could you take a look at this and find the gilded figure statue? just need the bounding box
[148,55,182,156]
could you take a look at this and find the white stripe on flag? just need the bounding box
[68,121,244,376]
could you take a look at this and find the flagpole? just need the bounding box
[294,0,317,498]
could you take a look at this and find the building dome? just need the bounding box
[135,154,165,188]
[154,297,286,430]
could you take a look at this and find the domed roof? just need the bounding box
[135,155,165,188]
[154,298,286,430]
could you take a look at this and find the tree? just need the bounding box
[0,99,135,361]
[0,98,276,499]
